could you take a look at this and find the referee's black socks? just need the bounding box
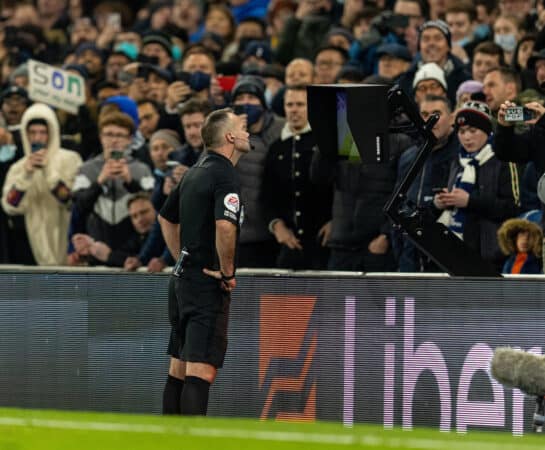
[162,375,185,415]
[180,376,211,415]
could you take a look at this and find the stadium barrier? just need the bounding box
[1,267,543,434]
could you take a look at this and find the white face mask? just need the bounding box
[0,144,16,163]
[494,34,517,52]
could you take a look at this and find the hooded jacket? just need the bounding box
[497,218,543,274]
[1,103,82,265]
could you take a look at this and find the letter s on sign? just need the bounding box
[33,63,48,86]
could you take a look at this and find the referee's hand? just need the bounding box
[203,268,236,293]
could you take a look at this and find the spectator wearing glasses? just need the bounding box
[313,46,348,85]
[72,112,154,261]
[413,63,448,104]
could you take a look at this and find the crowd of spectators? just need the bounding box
[0,0,545,274]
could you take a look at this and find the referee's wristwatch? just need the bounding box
[221,272,235,281]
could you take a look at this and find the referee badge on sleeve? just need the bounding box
[224,193,240,213]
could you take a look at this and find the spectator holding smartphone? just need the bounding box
[495,98,545,267]
[71,112,154,264]
[1,103,82,265]
[434,101,520,269]
[148,129,184,210]
[165,48,225,112]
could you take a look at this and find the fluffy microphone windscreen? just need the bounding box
[491,347,525,388]
[515,351,545,397]
[492,347,545,396]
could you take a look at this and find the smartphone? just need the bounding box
[110,150,124,160]
[387,13,409,29]
[137,63,150,80]
[137,54,160,66]
[432,187,446,194]
[31,142,45,153]
[166,161,181,167]
[504,106,535,122]
[217,75,237,93]
[107,13,122,31]
[175,71,192,84]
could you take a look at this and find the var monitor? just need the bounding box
[307,84,390,164]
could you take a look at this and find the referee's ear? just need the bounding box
[226,132,235,144]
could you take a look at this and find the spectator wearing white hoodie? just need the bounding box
[2,103,82,265]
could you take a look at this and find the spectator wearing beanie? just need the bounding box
[242,40,273,70]
[376,44,412,82]
[141,31,173,71]
[399,19,471,105]
[231,75,285,267]
[456,80,484,108]
[75,43,105,84]
[413,62,448,104]
[434,101,520,269]
[324,28,354,52]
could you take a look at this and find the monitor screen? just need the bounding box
[336,91,361,162]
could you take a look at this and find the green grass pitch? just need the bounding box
[1,408,545,450]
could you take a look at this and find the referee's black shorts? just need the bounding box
[167,269,231,368]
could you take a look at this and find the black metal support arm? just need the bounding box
[384,86,500,277]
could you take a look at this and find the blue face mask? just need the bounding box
[494,34,517,52]
[0,144,16,163]
[455,37,470,48]
[189,71,211,92]
[154,168,166,178]
[115,42,139,61]
[236,104,264,126]
[171,45,182,62]
[473,24,490,40]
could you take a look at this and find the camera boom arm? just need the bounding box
[384,86,500,277]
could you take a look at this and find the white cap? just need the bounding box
[412,62,447,91]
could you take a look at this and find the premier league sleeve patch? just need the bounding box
[224,193,240,214]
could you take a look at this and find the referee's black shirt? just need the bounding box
[160,151,242,270]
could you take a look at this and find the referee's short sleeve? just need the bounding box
[159,183,180,224]
[214,171,240,226]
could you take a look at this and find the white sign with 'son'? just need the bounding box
[28,60,86,114]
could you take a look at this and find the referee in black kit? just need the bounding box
[158,108,250,415]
